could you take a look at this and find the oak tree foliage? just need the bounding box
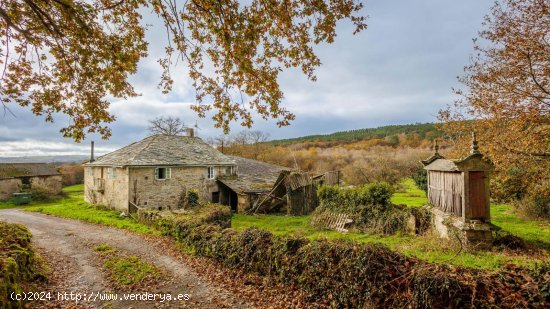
[440,0,550,201]
[0,0,366,141]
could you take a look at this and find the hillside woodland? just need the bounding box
[221,124,440,186]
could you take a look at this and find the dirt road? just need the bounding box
[0,209,248,308]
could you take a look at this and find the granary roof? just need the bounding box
[0,163,60,179]
[85,134,236,167]
[217,156,290,193]
[422,134,493,172]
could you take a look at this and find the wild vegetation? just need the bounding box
[440,0,550,219]
[94,244,161,287]
[0,222,46,308]
[135,204,549,308]
[58,163,84,187]
[2,182,548,306]
[223,125,438,186]
[313,182,431,235]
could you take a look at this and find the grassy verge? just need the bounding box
[94,244,161,286]
[0,184,156,235]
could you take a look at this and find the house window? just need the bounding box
[155,167,171,180]
[225,166,235,176]
[207,166,215,179]
[107,167,116,179]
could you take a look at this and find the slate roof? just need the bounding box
[0,163,60,179]
[85,135,236,167]
[217,156,290,192]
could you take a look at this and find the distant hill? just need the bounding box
[0,155,89,164]
[267,123,442,146]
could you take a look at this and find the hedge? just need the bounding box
[315,183,431,234]
[0,222,45,309]
[140,210,549,308]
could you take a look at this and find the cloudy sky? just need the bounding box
[0,0,492,157]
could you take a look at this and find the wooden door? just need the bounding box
[468,171,488,220]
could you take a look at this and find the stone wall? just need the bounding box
[0,175,62,201]
[84,165,233,211]
[84,166,129,212]
[128,166,230,210]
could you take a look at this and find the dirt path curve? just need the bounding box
[0,209,248,309]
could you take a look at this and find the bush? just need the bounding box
[316,183,410,234]
[186,190,199,209]
[139,216,549,308]
[29,186,59,201]
[137,203,232,235]
[515,180,550,219]
[412,163,428,193]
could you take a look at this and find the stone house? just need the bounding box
[84,134,237,212]
[0,163,62,200]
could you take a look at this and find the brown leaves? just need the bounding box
[440,0,550,196]
[154,0,366,133]
[1,0,366,140]
[1,0,148,141]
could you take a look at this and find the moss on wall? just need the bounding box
[0,222,46,309]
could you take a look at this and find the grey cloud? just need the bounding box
[0,0,492,156]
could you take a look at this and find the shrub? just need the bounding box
[140,216,549,308]
[515,184,550,220]
[412,163,428,193]
[358,182,394,206]
[29,186,59,201]
[316,183,410,234]
[137,203,232,236]
[186,190,199,209]
[59,164,84,186]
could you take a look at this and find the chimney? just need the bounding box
[90,141,95,162]
[186,128,194,137]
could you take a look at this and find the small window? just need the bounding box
[207,166,215,179]
[155,167,171,180]
[225,166,234,176]
[107,167,116,179]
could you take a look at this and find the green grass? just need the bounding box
[1,184,156,235]
[391,178,427,207]
[103,255,160,286]
[491,203,550,249]
[94,243,160,286]
[232,179,549,270]
[232,212,548,270]
[94,244,116,255]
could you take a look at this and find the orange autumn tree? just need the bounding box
[440,0,549,217]
[0,0,366,141]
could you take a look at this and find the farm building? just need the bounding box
[0,163,62,201]
[216,156,289,213]
[84,133,336,214]
[217,156,339,215]
[84,133,237,212]
[422,134,494,245]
